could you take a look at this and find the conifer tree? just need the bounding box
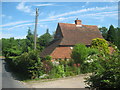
[107,25,116,43]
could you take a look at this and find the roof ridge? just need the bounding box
[59,23,75,25]
[58,23,97,27]
[83,25,97,27]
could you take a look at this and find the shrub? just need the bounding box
[88,48,99,56]
[48,65,65,78]
[85,53,120,89]
[45,55,52,61]
[6,50,43,79]
[91,38,109,54]
[71,44,89,64]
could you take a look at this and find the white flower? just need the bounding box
[52,61,59,66]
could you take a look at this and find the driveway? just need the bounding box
[25,74,90,88]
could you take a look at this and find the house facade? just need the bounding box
[40,19,103,60]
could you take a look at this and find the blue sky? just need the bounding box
[1,2,118,39]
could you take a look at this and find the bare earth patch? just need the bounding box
[25,73,91,88]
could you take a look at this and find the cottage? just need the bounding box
[40,19,103,60]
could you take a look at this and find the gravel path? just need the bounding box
[25,74,90,88]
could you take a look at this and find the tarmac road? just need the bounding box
[1,59,28,88]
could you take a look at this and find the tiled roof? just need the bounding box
[50,47,72,59]
[58,23,103,45]
[40,39,62,58]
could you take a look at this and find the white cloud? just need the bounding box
[16,2,35,16]
[14,35,26,39]
[1,33,26,39]
[49,6,117,19]
[8,16,12,19]
[81,11,117,17]
[1,14,13,20]
[3,22,48,31]
[1,14,6,18]
[34,3,54,7]
[16,2,31,13]
[1,33,12,39]
[7,23,35,30]
[0,21,31,27]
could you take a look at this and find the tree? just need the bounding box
[99,27,108,39]
[2,38,23,57]
[71,44,89,64]
[26,28,34,51]
[38,29,53,47]
[107,25,116,43]
[116,27,120,50]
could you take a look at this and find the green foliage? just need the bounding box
[71,44,89,64]
[91,38,109,54]
[6,50,43,79]
[45,55,52,61]
[25,28,34,51]
[38,29,53,47]
[87,48,99,56]
[99,26,120,51]
[2,38,23,57]
[115,27,120,50]
[48,65,65,78]
[85,53,120,89]
[99,27,108,39]
[107,25,116,43]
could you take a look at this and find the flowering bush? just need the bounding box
[91,38,109,54]
[85,53,120,89]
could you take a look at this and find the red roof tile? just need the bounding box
[58,23,103,45]
[50,47,72,59]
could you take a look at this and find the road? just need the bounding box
[1,59,28,88]
[26,74,89,88]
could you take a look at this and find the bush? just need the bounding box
[6,50,43,79]
[88,48,99,55]
[48,65,65,78]
[71,44,89,64]
[45,55,52,61]
[85,53,120,89]
[91,38,109,54]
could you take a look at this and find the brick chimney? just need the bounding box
[75,18,82,25]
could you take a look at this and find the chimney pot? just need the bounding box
[75,19,82,25]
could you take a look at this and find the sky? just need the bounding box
[1,1,118,39]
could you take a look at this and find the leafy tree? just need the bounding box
[107,25,116,43]
[26,28,34,51]
[38,29,53,47]
[2,38,23,57]
[99,27,108,39]
[71,44,89,64]
[115,27,120,50]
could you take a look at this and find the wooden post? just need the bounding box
[34,8,39,50]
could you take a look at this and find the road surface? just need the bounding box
[25,74,90,88]
[1,59,28,88]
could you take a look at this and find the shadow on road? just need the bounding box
[2,60,27,81]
